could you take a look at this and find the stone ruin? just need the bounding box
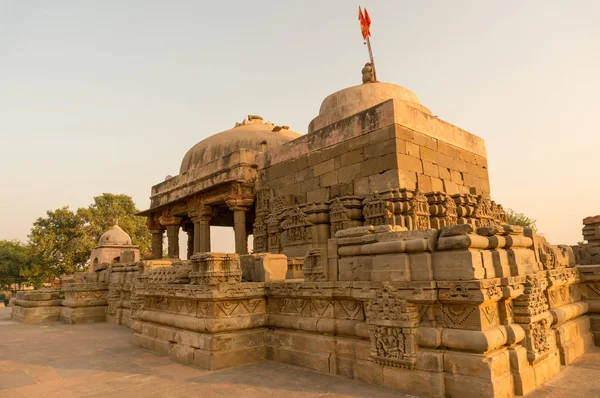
[11,68,600,397]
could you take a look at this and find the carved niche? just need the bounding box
[407,191,431,230]
[329,197,363,236]
[513,274,552,364]
[281,206,313,247]
[366,284,419,368]
[253,217,268,253]
[474,193,494,227]
[303,248,327,282]
[426,192,458,229]
[363,192,393,226]
[491,201,507,224]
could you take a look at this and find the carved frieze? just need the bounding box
[366,284,418,368]
[281,206,312,247]
[426,192,457,229]
[474,193,494,227]
[303,249,327,282]
[363,192,393,227]
[189,253,242,285]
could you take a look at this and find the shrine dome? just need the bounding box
[180,115,301,174]
[309,81,432,133]
[98,224,133,246]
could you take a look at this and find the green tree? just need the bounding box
[78,193,151,255]
[27,206,89,282]
[0,240,31,290]
[505,208,537,230]
[25,193,150,284]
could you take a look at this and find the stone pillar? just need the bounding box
[183,222,194,259]
[146,217,165,260]
[226,194,254,255]
[233,209,247,254]
[159,215,182,259]
[190,205,213,254]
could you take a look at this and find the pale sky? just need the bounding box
[1,1,598,254]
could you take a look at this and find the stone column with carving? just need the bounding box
[190,205,213,254]
[159,215,182,259]
[226,194,254,255]
[146,217,165,260]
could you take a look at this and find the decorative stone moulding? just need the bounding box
[189,252,242,285]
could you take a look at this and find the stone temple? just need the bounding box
[11,65,600,397]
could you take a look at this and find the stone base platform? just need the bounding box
[60,305,108,324]
[11,290,62,323]
[132,322,266,370]
[2,307,600,398]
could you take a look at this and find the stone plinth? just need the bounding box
[132,281,267,371]
[11,290,62,323]
[60,282,109,324]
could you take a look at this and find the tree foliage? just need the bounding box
[505,208,537,230]
[24,193,150,285]
[28,206,89,279]
[0,240,32,290]
[78,193,151,255]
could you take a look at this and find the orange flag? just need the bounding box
[358,6,371,43]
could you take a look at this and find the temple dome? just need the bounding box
[98,224,132,246]
[180,115,301,174]
[309,82,432,133]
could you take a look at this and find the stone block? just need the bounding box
[354,176,370,196]
[409,252,434,281]
[421,146,437,163]
[340,148,364,166]
[417,174,433,192]
[443,180,460,195]
[450,170,463,183]
[313,158,335,176]
[398,169,418,190]
[353,358,384,386]
[337,163,361,183]
[306,188,329,203]
[438,166,451,180]
[360,154,396,177]
[444,371,513,398]
[431,177,444,192]
[383,366,445,398]
[532,351,561,389]
[369,169,401,192]
[320,170,338,187]
[369,126,394,143]
[278,346,331,374]
[443,349,510,379]
[254,253,287,282]
[11,305,61,323]
[423,160,438,177]
[406,141,420,158]
[371,253,410,281]
[397,153,423,173]
[432,249,486,280]
[60,306,107,324]
[416,348,444,372]
[395,138,407,154]
[207,345,266,370]
[491,250,511,278]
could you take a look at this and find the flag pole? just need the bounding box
[366,36,377,82]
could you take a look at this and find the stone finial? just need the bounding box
[362,62,375,84]
[248,114,263,122]
[272,125,290,133]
